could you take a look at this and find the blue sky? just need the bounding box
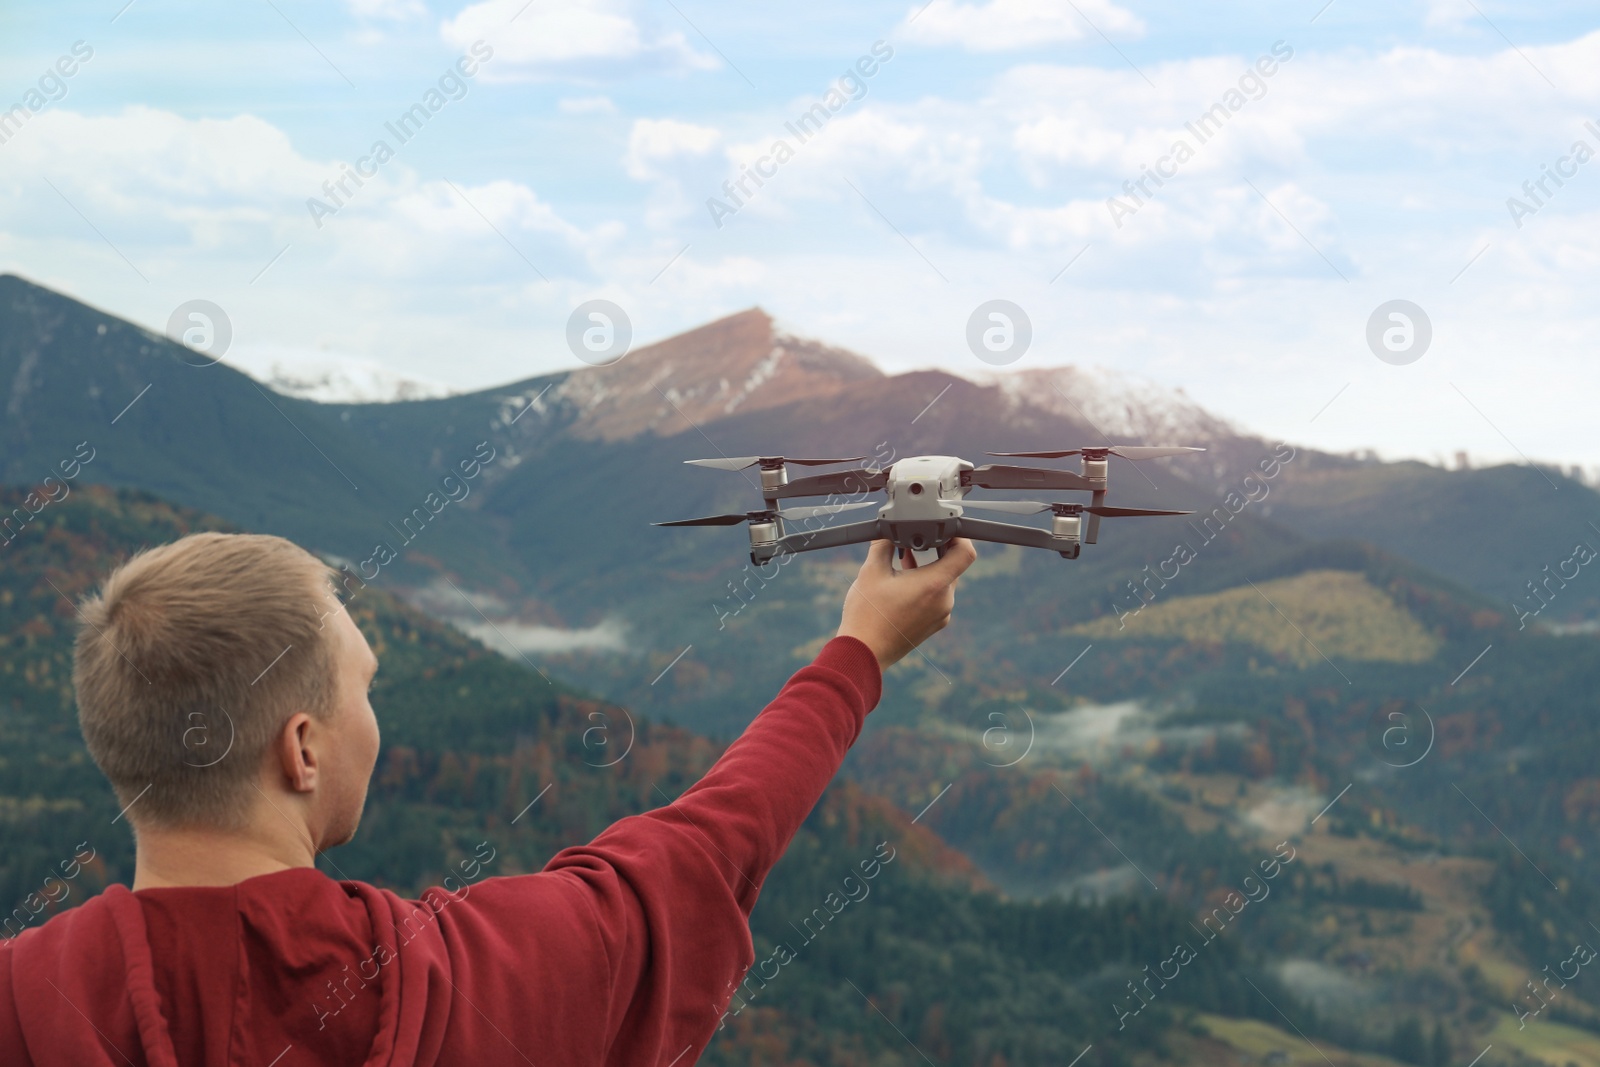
[3,0,1599,473]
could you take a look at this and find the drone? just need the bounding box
[654,447,1204,569]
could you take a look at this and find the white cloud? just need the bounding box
[393,178,602,248]
[0,106,322,238]
[988,32,1600,200]
[651,30,1600,275]
[0,106,620,274]
[0,104,622,388]
[898,0,1143,51]
[622,118,726,228]
[624,118,720,180]
[0,106,606,257]
[439,0,717,79]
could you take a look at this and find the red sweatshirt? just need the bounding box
[0,636,882,1067]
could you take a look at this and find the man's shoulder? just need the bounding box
[0,883,129,979]
[3,886,126,956]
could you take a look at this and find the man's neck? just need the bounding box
[132,821,318,891]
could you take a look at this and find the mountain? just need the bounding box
[556,307,882,441]
[1266,459,1600,622]
[0,272,520,593]
[10,272,1592,621]
[11,268,1598,739]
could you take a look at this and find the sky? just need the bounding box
[2,0,1598,475]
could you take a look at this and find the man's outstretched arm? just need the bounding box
[548,538,976,1063]
[608,537,976,906]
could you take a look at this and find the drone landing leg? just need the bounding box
[1085,489,1105,544]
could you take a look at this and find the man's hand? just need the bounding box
[836,538,978,671]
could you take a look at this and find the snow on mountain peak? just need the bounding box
[226,346,457,404]
[982,363,1241,446]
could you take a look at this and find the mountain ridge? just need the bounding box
[4,269,1594,635]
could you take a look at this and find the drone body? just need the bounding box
[878,456,972,566]
[655,447,1204,569]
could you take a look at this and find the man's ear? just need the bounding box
[276,712,319,793]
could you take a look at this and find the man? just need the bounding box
[0,530,975,1066]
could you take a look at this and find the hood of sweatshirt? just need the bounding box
[0,868,457,1067]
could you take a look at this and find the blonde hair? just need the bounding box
[73,532,341,829]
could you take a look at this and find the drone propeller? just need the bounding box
[962,500,1193,517]
[653,501,877,527]
[685,455,867,471]
[1088,504,1195,517]
[986,445,1205,461]
[653,513,752,527]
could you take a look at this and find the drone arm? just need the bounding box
[765,518,884,557]
[774,515,1066,553]
[769,469,889,500]
[953,516,1064,552]
[757,514,1076,563]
